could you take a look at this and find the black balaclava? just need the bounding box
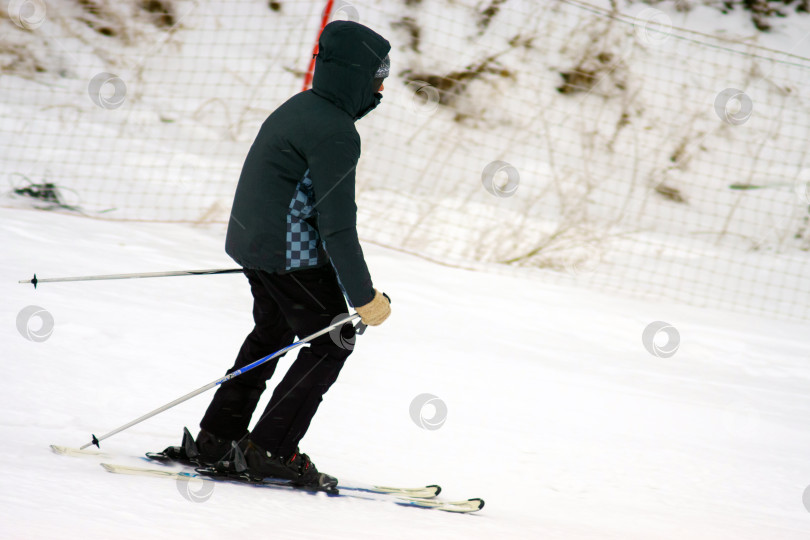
[311,21,391,121]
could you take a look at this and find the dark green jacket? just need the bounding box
[225,21,391,307]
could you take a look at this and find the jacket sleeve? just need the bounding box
[307,130,375,308]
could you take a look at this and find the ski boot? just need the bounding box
[242,440,338,493]
[147,427,243,466]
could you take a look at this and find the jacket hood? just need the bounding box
[311,21,391,120]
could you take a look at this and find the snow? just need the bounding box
[4,0,810,324]
[2,205,810,539]
[3,1,810,537]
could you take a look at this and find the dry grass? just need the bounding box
[557,52,627,95]
[0,0,180,77]
[75,0,177,41]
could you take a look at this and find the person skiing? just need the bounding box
[160,20,392,491]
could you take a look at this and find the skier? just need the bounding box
[163,21,392,490]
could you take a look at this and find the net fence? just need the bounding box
[2,0,809,321]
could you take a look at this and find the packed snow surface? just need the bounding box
[2,206,809,539]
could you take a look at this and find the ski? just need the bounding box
[51,443,483,512]
[143,451,443,499]
[51,444,444,500]
[50,445,112,458]
[100,462,484,513]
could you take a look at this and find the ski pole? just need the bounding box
[19,268,244,289]
[80,312,362,449]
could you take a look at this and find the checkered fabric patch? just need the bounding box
[285,170,323,270]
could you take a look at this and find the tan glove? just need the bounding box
[355,289,391,326]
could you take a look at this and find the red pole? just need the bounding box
[302,0,335,92]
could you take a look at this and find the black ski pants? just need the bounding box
[199,263,355,458]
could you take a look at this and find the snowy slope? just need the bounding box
[4,0,810,326]
[2,205,810,539]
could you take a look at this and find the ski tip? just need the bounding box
[396,496,485,513]
[144,451,171,462]
[427,484,441,497]
[51,445,110,457]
